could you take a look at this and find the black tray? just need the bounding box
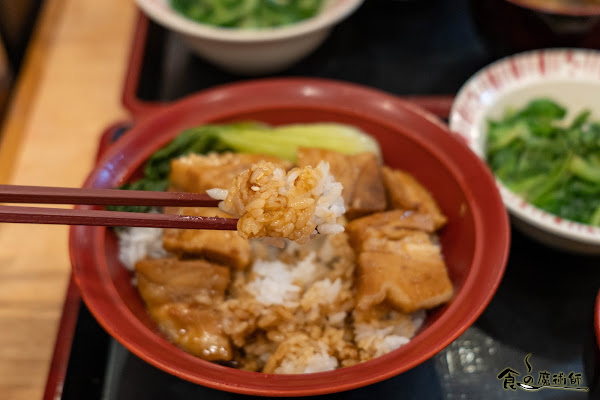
[134,0,493,102]
[52,1,600,399]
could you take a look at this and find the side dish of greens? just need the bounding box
[109,122,379,213]
[486,98,600,226]
[169,0,324,29]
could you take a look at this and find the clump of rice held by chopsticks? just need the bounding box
[207,161,345,245]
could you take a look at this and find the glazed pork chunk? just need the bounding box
[135,258,230,306]
[150,303,231,361]
[297,148,386,218]
[346,209,436,250]
[162,206,251,269]
[347,210,453,313]
[170,152,291,193]
[135,258,232,361]
[381,167,447,229]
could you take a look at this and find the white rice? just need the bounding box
[380,335,411,354]
[411,309,427,329]
[302,351,339,373]
[205,188,228,200]
[302,278,342,306]
[245,249,343,310]
[291,252,318,287]
[354,309,426,358]
[312,162,345,235]
[274,341,338,374]
[354,324,411,358]
[327,311,347,327]
[246,259,302,307]
[117,227,166,270]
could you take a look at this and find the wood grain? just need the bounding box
[0,1,136,399]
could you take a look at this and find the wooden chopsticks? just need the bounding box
[0,184,221,206]
[0,185,237,230]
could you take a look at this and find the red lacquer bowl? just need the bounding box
[70,78,510,396]
[589,291,600,393]
[596,292,600,353]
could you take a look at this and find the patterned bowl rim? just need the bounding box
[450,48,600,246]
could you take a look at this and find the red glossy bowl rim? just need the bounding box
[70,77,510,396]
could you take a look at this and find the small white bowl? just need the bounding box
[450,48,600,254]
[136,0,364,75]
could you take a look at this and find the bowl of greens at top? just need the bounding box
[450,48,600,254]
[135,0,363,75]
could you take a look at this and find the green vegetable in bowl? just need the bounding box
[109,121,380,213]
[486,98,600,226]
[169,0,324,29]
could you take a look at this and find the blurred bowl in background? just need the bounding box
[450,48,600,254]
[507,0,600,16]
[469,0,600,53]
[135,0,363,75]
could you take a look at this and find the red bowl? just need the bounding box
[591,291,600,392]
[585,290,600,394]
[70,78,510,396]
[596,292,600,352]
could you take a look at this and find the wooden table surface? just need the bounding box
[0,1,136,398]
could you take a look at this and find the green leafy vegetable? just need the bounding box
[486,98,600,226]
[109,122,380,213]
[169,0,324,29]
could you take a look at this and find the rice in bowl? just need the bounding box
[121,227,429,372]
[208,160,345,245]
[115,136,454,373]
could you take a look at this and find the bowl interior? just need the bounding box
[473,80,600,157]
[136,0,363,41]
[71,79,509,396]
[104,107,476,336]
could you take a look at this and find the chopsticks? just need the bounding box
[0,184,238,230]
[0,184,221,206]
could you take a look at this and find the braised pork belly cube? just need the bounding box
[346,209,435,251]
[170,152,291,194]
[135,257,230,307]
[355,237,453,313]
[297,148,356,203]
[136,258,233,361]
[351,152,388,218]
[360,229,433,253]
[297,148,386,218]
[149,303,232,361]
[163,207,250,269]
[381,167,447,229]
[347,211,453,313]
